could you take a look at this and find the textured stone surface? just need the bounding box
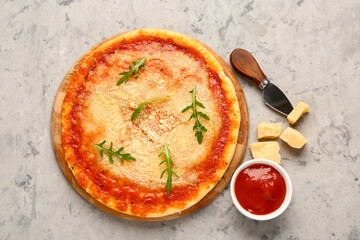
[0,0,359,239]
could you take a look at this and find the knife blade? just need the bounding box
[230,48,293,116]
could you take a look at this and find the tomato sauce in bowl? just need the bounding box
[230,159,292,221]
[234,164,286,215]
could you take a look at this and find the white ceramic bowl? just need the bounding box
[230,159,292,221]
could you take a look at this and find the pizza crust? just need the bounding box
[62,29,240,217]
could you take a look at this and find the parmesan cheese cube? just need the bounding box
[249,141,281,164]
[287,101,310,125]
[280,127,307,149]
[257,122,281,139]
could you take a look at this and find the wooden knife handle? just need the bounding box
[230,48,267,87]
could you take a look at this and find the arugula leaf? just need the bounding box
[182,86,210,144]
[117,57,146,85]
[159,143,179,196]
[131,96,171,121]
[94,140,136,164]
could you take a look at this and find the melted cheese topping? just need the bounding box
[82,43,221,189]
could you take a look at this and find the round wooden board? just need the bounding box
[51,31,249,222]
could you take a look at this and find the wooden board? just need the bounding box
[51,32,249,222]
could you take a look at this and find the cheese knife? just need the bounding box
[230,48,293,116]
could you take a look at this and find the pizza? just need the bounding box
[61,29,240,218]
